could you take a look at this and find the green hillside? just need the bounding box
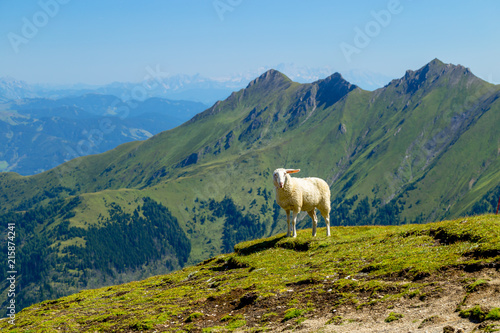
[1,215,499,332]
[1,59,500,315]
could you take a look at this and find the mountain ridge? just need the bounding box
[0,59,497,211]
[0,59,497,212]
[385,58,483,93]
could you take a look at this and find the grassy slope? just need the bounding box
[333,73,500,221]
[0,63,497,224]
[0,73,298,211]
[3,214,499,332]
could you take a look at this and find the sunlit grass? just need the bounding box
[2,214,499,332]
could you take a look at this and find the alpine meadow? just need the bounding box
[1,59,500,329]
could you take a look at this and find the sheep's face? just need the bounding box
[273,168,287,189]
[273,168,300,189]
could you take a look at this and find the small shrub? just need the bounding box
[295,317,307,325]
[385,312,404,323]
[486,308,500,321]
[408,289,420,298]
[466,279,488,293]
[220,314,246,330]
[129,319,154,330]
[283,308,307,322]
[227,319,246,330]
[185,312,204,323]
[459,305,487,322]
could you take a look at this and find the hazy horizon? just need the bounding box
[1,1,499,86]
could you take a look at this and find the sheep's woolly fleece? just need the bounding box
[273,168,331,237]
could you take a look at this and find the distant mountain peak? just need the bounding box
[246,69,292,89]
[388,58,480,94]
[428,58,445,67]
[412,58,476,80]
[318,72,356,89]
[314,72,358,108]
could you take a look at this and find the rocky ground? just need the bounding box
[186,267,500,333]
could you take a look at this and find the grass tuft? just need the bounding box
[385,312,404,323]
[283,308,307,322]
[185,312,204,323]
[459,305,487,322]
[486,308,500,321]
[466,279,489,293]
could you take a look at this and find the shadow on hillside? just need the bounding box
[235,235,286,256]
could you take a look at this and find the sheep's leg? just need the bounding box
[291,209,299,238]
[286,210,291,237]
[321,211,331,237]
[308,210,318,237]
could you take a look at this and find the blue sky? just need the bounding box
[0,0,499,87]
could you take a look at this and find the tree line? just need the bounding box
[0,196,191,317]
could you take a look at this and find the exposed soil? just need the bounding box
[180,267,500,333]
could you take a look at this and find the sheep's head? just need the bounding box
[273,168,300,189]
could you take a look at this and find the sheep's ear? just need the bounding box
[286,169,300,174]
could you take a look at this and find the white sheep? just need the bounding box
[273,168,331,238]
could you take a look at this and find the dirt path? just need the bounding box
[239,268,500,333]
